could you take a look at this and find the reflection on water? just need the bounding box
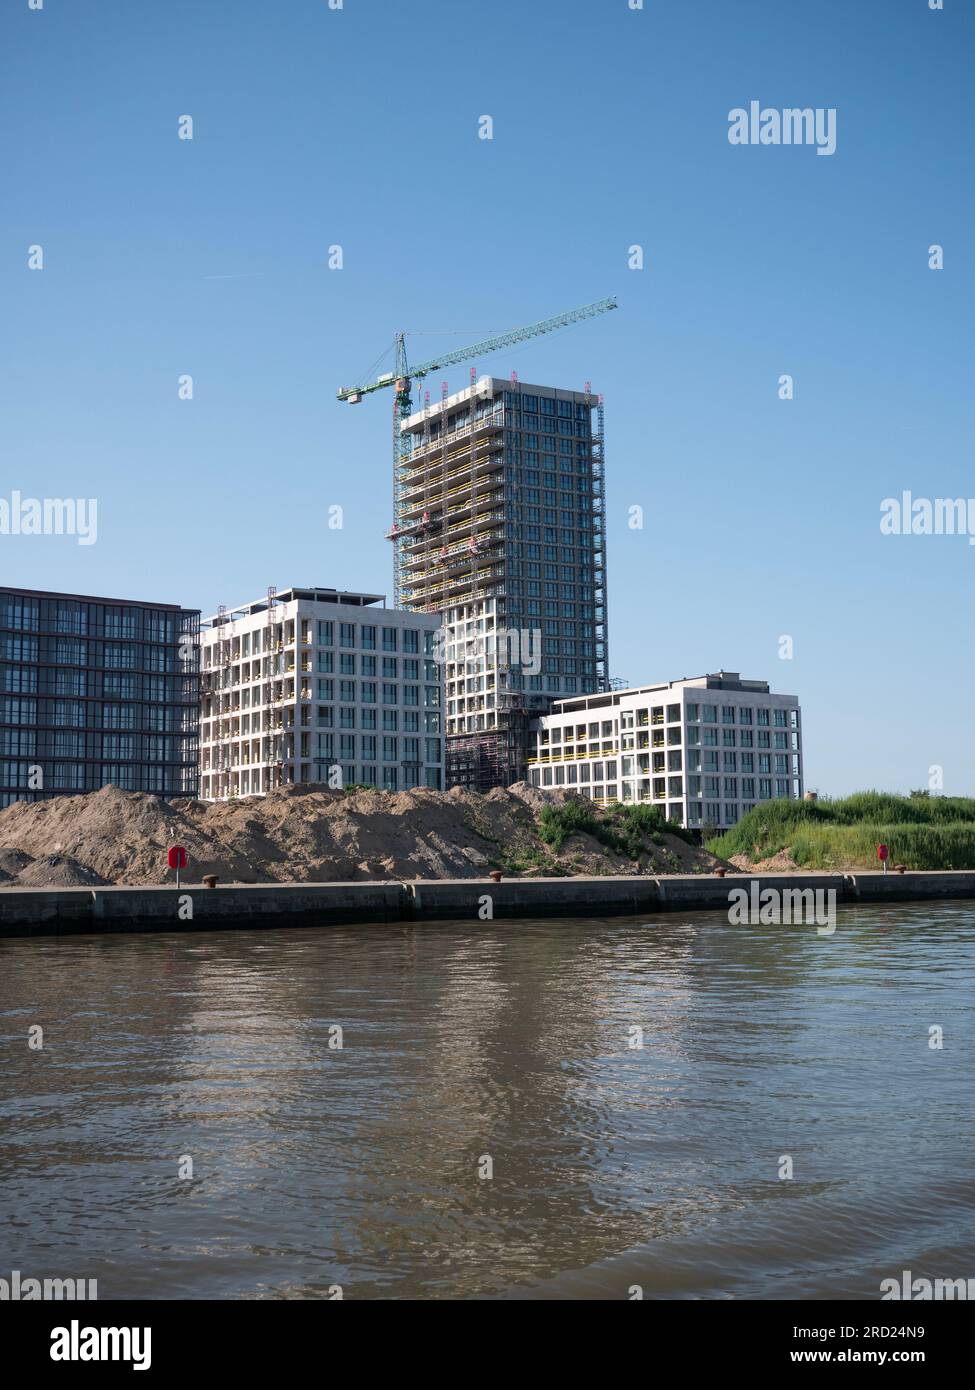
[1,902,973,1299]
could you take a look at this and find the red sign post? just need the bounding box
[877,843,889,875]
[168,844,188,888]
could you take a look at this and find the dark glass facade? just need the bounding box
[0,587,200,807]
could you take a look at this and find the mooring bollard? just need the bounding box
[202,874,218,889]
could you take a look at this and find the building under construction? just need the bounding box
[390,376,608,790]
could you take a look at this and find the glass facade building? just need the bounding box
[0,586,200,808]
[393,376,608,790]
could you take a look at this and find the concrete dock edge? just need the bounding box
[2,870,975,938]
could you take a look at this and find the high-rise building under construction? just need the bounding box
[389,375,608,790]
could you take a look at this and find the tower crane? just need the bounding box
[337,295,617,411]
[337,295,617,621]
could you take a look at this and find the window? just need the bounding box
[2,665,37,693]
[339,623,355,648]
[382,627,398,652]
[317,621,333,644]
[102,734,134,759]
[361,625,376,650]
[0,729,36,756]
[57,639,87,666]
[53,763,85,790]
[2,697,37,724]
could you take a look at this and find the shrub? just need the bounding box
[537,800,599,851]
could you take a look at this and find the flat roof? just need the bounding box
[202,585,389,628]
[0,585,196,613]
[404,376,598,430]
[549,673,784,714]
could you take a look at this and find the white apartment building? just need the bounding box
[200,586,443,801]
[528,672,802,830]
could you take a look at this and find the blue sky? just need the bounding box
[1,0,971,795]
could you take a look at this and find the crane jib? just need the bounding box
[337,296,617,402]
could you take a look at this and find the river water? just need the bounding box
[1,902,973,1300]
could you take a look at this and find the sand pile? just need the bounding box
[0,783,724,887]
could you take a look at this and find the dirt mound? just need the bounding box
[14,854,110,888]
[0,783,726,887]
[0,847,33,881]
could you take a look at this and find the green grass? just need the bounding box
[538,799,693,859]
[708,792,975,869]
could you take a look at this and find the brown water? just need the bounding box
[1,902,973,1299]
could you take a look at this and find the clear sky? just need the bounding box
[1,0,971,796]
